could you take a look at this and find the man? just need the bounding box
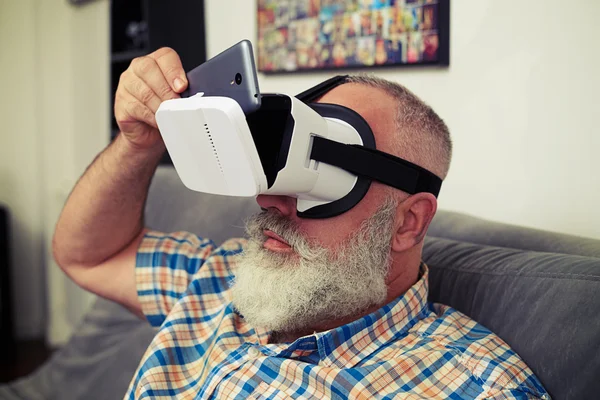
[53,48,549,399]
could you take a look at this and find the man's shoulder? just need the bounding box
[136,232,248,282]
[218,237,248,254]
[194,237,247,278]
[140,230,247,256]
[406,302,549,397]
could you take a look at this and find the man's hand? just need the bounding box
[115,47,188,150]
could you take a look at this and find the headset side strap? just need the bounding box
[310,136,442,197]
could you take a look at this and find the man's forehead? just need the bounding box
[317,82,375,106]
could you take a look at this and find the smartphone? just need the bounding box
[182,40,261,114]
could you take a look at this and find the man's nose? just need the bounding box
[256,195,296,218]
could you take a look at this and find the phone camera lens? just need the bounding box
[235,73,243,85]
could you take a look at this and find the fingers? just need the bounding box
[148,47,188,93]
[113,47,186,138]
[130,55,176,101]
[114,89,158,132]
[121,71,163,113]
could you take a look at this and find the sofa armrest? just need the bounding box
[0,298,154,400]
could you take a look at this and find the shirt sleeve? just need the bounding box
[135,230,218,327]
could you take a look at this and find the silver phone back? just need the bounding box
[186,40,261,114]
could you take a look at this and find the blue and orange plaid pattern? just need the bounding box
[125,231,550,399]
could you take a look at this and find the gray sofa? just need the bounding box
[1,166,599,400]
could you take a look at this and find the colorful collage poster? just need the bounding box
[257,0,449,72]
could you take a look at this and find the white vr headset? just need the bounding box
[156,75,442,219]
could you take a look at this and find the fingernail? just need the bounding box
[174,78,185,91]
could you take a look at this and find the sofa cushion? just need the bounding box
[424,236,600,400]
[0,298,156,400]
[429,210,600,258]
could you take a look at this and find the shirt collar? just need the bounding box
[251,264,430,367]
[315,264,429,368]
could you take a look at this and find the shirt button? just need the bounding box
[247,346,262,359]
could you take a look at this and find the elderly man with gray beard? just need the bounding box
[53,47,549,399]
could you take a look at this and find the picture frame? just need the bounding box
[257,0,450,73]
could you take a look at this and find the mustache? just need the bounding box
[245,210,305,249]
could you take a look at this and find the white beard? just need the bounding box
[230,197,397,334]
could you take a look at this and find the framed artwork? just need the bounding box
[257,0,450,73]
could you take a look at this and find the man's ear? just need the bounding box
[391,192,438,253]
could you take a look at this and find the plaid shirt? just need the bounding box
[125,231,550,399]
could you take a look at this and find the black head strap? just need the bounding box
[310,137,442,197]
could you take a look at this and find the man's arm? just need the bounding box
[52,47,188,317]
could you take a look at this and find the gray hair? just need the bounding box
[346,74,452,180]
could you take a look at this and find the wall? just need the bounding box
[205,0,600,239]
[0,0,45,339]
[36,0,109,345]
[0,0,109,342]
